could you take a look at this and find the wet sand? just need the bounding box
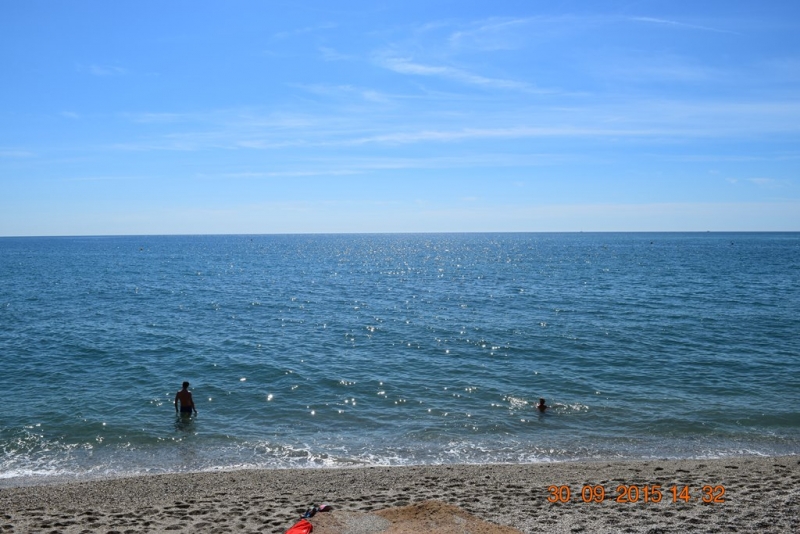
[1,456,797,533]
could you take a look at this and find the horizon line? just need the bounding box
[2,230,799,239]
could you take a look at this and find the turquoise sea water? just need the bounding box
[1,233,798,486]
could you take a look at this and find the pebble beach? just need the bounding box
[1,456,798,533]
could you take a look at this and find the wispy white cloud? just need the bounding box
[319,46,354,61]
[629,16,739,35]
[377,56,534,91]
[79,64,128,76]
[448,17,533,51]
[341,126,672,146]
[196,153,568,180]
[272,22,336,39]
[289,83,395,104]
[0,148,35,158]
[597,53,723,84]
[201,169,362,179]
[747,178,793,189]
[128,112,190,124]
[102,95,800,156]
[443,14,619,52]
[725,177,794,190]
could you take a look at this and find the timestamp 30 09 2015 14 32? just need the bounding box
[547,484,726,504]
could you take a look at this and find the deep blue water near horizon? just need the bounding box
[1,233,799,487]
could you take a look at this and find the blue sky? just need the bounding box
[1,0,799,235]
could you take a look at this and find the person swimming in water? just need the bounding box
[536,398,548,412]
[175,381,197,416]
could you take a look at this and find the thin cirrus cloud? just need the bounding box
[289,83,395,104]
[340,126,653,146]
[110,96,800,154]
[78,63,128,76]
[272,22,337,40]
[319,46,355,61]
[0,148,35,158]
[592,52,724,84]
[748,178,785,188]
[628,16,740,34]
[448,17,537,51]
[376,55,535,91]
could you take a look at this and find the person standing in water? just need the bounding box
[175,381,197,416]
[536,398,548,412]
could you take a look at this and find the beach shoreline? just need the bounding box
[1,455,797,533]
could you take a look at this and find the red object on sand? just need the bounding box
[285,518,313,534]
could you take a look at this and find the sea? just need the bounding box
[1,233,798,487]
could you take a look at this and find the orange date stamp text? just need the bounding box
[547,484,726,504]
